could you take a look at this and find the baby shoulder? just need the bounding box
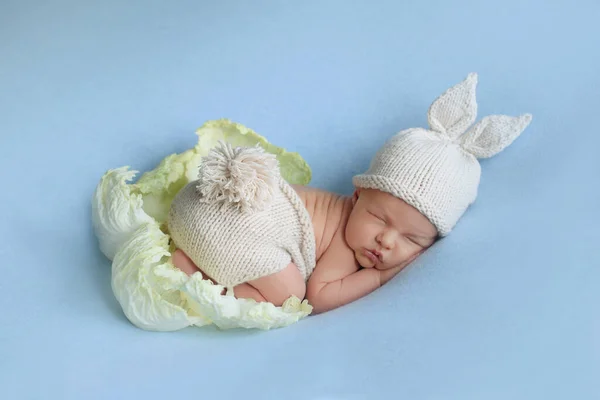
[293,185,350,258]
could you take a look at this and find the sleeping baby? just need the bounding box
[167,73,532,314]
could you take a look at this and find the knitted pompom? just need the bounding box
[196,141,280,213]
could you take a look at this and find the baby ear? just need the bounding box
[459,114,532,159]
[427,73,478,139]
[352,188,361,205]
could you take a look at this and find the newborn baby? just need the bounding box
[168,73,532,314]
[172,184,437,314]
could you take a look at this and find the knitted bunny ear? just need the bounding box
[428,73,478,140]
[458,114,532,159]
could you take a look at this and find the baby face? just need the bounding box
[345,188,438,270]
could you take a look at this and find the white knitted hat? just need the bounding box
[353,73,532,236]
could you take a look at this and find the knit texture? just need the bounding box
[167,142,316,288]
[353,73,532,235]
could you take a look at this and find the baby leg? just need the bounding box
[172,249,305,305]
[246,262,306,306]
[171,249,267,303]
[172,249,205,277]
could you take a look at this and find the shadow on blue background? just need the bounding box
[1,1,598,399]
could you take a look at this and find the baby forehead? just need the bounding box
[362,189,407,207]
[365,189,426,218]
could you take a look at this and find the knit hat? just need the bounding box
[168,142,316,288]
[353,73,532,236]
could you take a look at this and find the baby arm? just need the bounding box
[306,230,417,314]
[305,232,382,314]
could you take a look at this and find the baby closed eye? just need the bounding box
[406,236,427,248]
[368,210,386,223]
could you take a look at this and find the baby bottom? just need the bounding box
[172,249,306,306]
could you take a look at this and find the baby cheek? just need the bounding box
[393,244,418,264]
[359,223,380,243]
[345,221,361,248]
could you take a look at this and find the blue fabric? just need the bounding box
[1,0,598,398]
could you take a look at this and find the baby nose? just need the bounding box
[377,230,395,249]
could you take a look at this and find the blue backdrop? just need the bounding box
[1,1,598,399]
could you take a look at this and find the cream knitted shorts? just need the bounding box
[167,179,316,288]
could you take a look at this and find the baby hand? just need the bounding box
[378,250,423,285]
[378,264,405,285]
